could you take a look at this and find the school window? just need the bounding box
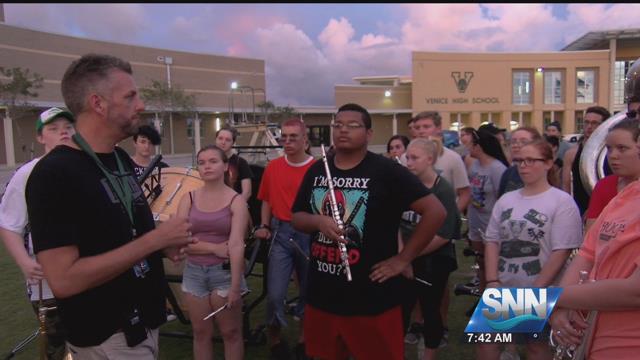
[613,61,635,105]
[512,71,532,105]
[186,118,205,139]
[576,69,596,104]
[307,125,330,147]
[544,71,563,104]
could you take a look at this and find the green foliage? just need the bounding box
[0,67,44,119]
[256,100,298,123]
[140,79,197,120]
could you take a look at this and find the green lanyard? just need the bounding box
[73,133,135,234]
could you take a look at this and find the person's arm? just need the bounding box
[483,200,503,287]
[484,241,500,287]
[176,192,227,257]
[227,196,249,308]
[370,194,446,283]
[532,249,572,287]
[0,164,42,283]
[451,154,472,212]
[418,235,449,256]
[558,266,640,310]
[456,186,471,213]
[291,212,342,241]
[37,217,194,299]
[0,228,43,283]
[254,201,273,240]
[562,147,576,194]
[240,178,252,203]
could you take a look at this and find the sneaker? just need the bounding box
[166,310,177,322]
[438,336,448,348]
[294,343,309,360]
[404,332,419,345]
[270,341,292,360]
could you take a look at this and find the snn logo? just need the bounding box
[482,289,547,331]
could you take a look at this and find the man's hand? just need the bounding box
[317,215,346,244]
[370,255,411,283]
[154,217,194,248]
[254,228,271,240]
[18,257,44,284]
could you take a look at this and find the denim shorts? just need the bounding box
[181,261,248,298]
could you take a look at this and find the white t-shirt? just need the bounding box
[484,187,583,287]
[435,147,470,191]
[0,157,54,301]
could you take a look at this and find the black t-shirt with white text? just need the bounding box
[26,145,166,347]
[132,159,169,180]
[292,151,430,316]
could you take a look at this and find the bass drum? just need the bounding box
[143,167,203,318]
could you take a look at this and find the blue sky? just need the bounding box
[4,4,639,106]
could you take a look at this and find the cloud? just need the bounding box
[5,4,640,106]
[5,4,150,43]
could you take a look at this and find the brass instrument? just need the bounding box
[579,56,640,193]
[37,280,57,360]
[320,144,352,282]
[550,270,594,360]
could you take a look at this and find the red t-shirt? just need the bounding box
[585,175,619,220]
[257,155,315,221]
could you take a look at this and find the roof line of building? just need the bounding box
[0,22,265,63]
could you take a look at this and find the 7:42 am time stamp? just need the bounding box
[465,332,513,343]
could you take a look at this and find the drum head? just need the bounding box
[142,167,204,222]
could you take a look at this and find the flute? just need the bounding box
[320,144,353,282]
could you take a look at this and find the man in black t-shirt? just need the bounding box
[291,103,446,360]
[26,54,194,358]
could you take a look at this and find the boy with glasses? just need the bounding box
[291,103,446,359]
[255,118,316,360]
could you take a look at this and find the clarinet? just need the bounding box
[320,144,353,282]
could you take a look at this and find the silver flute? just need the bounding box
[550,270,594,360]
[320,144,353,282]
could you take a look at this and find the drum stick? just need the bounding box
[202,289,251,320]
[203,304,228,320]
[415,277,433,286]
[288,238,310,261]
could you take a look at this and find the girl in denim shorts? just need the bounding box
[176,145,249,360]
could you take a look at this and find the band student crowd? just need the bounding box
[1,53,640,360]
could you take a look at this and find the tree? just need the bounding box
[257,100,276,123]
[0,67,44,120]
[140,79,197,120]
[256,101,298,124]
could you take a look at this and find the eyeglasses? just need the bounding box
[330,122,365,130]
[512,157,546,167]
[508,139,531,147]
[584,120,602,127]
[279,134,300,143]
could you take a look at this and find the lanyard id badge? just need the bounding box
[73,133,151,279]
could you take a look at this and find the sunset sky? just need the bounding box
[4,4,639,106]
